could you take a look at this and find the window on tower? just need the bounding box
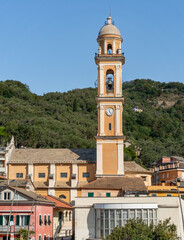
[106,70,114,92]
[107,44,112,54]
[109,123,111,130]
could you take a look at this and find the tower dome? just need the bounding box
[98,16,121,38]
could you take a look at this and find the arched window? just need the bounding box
[107,44,112,54]
[106,70,114,92]
[59,194,66,199]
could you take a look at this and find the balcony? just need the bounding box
[14,225,34,232]
[0,167,5,172]
[0,226,10,232]
[0,225,34,233]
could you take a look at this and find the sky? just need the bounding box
[0,0,184,95]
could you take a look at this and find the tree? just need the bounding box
[0,126,6,144]
[105,218,179,240]
[16,228,35,240]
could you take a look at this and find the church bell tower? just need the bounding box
[95,16,125,177]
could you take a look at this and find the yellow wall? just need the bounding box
[102,143,118,174]
[77,189,82,197]
[9,164,28,179]
[55,189,70,203]
[55,164,72,181]
[35,189,48,196]
[78,164,96,181]
[104,106,115,135]
[34,164,50,182]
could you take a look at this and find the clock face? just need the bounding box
[106,108,114,116]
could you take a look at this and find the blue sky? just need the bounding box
[0,0,184,95]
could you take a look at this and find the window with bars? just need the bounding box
[96,208,157,238]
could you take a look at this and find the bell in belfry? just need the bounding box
[107,77,113,90]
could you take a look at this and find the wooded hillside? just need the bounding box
[1,79,184,167]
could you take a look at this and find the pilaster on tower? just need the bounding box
[95,16,125,178]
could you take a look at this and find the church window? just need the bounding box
[16,173,23,178]
[106,70,114,92]
[59,194,66,199]
[109,123,111,130]
[88,192,94,197]
[107,44,112,54]
[38,173,45,178]
[60,172,67,178]
[83,172,90,178]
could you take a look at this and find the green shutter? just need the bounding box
[106,192,111,197]
[0,215,3,225]
[16,215,19,225]
[26,216,30,226]
[88,192,94,197]
[10,215,13,221]
[39,215,42,225]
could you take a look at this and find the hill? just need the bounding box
[1,79,184,168]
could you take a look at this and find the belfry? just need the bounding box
[95,16,125,177]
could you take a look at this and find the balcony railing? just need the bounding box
[0,167,5,172]
[95,52,124,57]
[0,225,34,233]
[0,226,10,232]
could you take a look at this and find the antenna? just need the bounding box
[109,5,111,17]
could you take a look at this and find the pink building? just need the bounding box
[0,186,55,240]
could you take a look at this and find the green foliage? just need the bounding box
[105,218,179,240]
[1,79,184,167]
[16,228,35,240]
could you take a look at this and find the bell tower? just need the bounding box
[95,16,125,177]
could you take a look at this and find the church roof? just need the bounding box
[80,176,147,192]
[124,161,151,173]
[8,148,96,164]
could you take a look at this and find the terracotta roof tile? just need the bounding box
[8,148,96,164]
[124,161,151,173]
[46,195,73,209]
[81,176,147,192]
[55,181,71,188]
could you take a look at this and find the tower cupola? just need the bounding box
[98,16,121,38]
[97,16,123,55]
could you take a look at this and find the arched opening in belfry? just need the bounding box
[107,44,112,54]
[106,69,114,92]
